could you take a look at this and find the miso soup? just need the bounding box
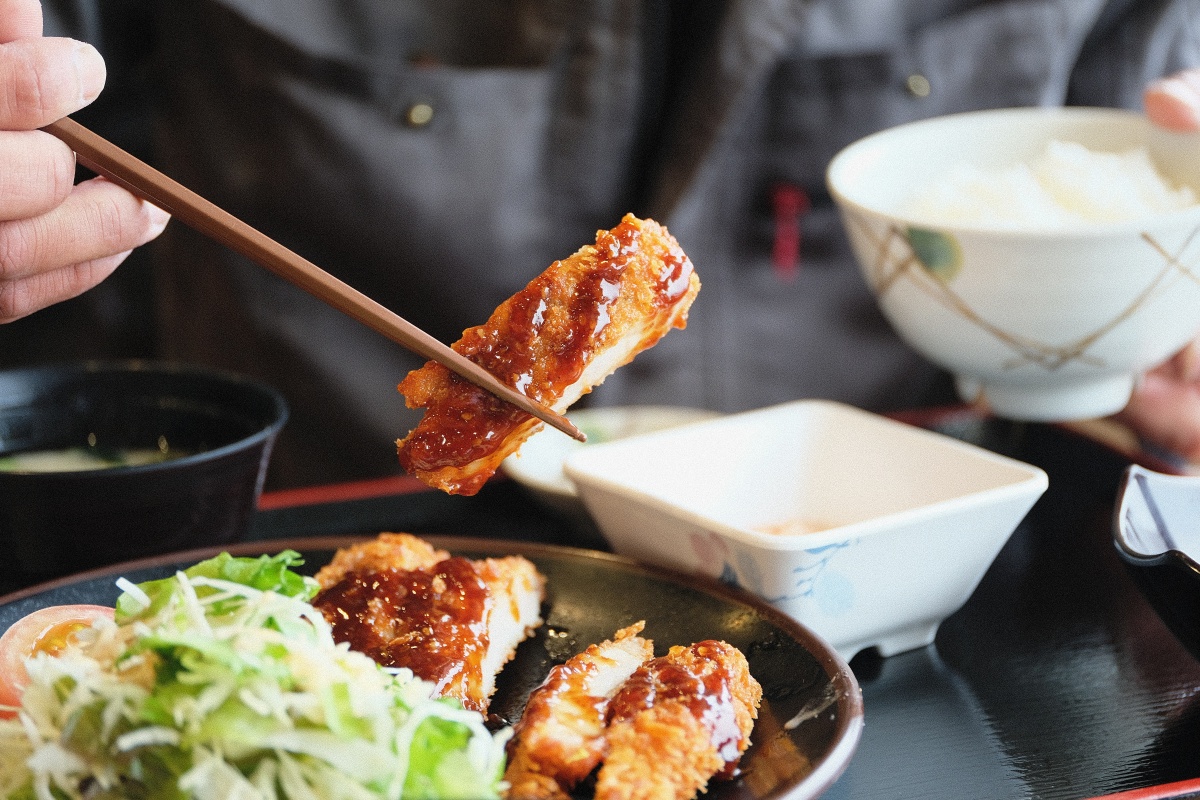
[0,438,194,472]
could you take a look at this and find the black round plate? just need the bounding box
[0,536,863,800]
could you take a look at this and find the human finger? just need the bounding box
[0,36,106,129]
[1170,337,1200,383]
[1117,371,1200,463]
[1114,338,1200,463]
[0,176,169,285]
[0,129,76,219]
[0,0,43,43]
[1144,69,1200,132]
[0,249,130,323]
[1143,338,1200,384]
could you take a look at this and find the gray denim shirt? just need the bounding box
[39,0,1200,486]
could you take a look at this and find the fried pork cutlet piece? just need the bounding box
[504,623,654,800]
[314,531,448,586]
[594,641,762,800]
[396,214,700,495]
[311,533,545,713]
[473,555,548,704]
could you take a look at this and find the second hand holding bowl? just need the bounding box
[828,107,1200,422]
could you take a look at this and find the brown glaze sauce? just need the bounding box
[511,657,610,783]
[398,371,524,474]
[607,641,746,777]
[649,244,694,308]
[522,657,611,729]
[400,217,693,475]
[311,557,490,708]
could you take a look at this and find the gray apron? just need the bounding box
[35,0,1200,487]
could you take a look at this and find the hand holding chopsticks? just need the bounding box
[42,116,585,443]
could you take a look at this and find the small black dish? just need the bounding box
[0,360,287,588]
[1113,463,1200,660]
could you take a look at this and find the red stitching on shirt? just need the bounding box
[771,183,810,282]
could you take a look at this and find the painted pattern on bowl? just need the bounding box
[828,107,1200,421]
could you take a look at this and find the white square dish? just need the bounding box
[563,400,1048,661]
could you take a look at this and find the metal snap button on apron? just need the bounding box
[402,102,434,127]
[905,74,931,98]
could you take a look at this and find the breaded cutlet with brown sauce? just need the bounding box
[504,622,654,800]
[396,214,700,495]
[311,533,545,714]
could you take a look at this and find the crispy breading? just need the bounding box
[504,623,653,800]
[473,555,548,705]
[593,641,762,800]
[396,214,700,495]
[595,703,721,800]
[311,533,545,713]
[314,532,447,588]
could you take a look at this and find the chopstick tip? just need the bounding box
[554,415,587,443]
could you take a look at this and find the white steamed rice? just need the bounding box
[904,140,1198,228]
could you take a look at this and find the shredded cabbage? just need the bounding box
[0,551,509,800]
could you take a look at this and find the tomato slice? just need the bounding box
[0,604,115,712]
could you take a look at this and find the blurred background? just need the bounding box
[6,0,1195,491]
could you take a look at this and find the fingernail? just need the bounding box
[145,202,171,235]
[1152,77,1200,129]
[1164,76,1200,106]
[72,41,106,105]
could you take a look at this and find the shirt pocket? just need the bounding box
[763,0,1074,192]
[156,0,641,338]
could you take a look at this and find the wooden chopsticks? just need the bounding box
[43,116,585,443]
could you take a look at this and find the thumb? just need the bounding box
[1144,69,1200,133]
